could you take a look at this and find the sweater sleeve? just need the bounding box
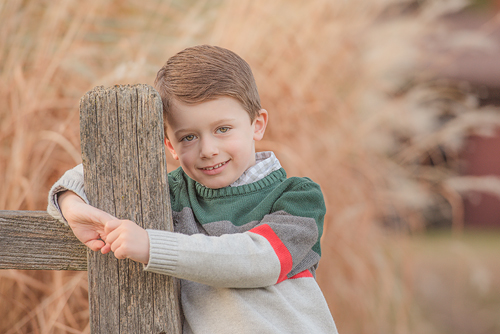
[251,180,325,281]
[145,229,281,288]
[145,180,325,288]
[46,164,88,225]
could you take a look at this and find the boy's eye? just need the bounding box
[181,134,196,142]
[216,127,230,134]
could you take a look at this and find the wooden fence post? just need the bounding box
[80,84,182,334]
[0,84,182,333]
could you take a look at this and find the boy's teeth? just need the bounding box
[204,161,225,170]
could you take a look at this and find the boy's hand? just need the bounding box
[58,191,115,252]
[102,220,150,264]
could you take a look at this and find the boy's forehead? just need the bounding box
[170,96,239,109]
[168,97,248,118]
[166,97,251,129]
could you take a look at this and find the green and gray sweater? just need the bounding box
[47,157,338,334]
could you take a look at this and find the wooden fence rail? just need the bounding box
[0,210,86,270]
[0,84,182,334]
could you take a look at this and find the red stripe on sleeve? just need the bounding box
[249,224,293,284]
[290,269,313,279]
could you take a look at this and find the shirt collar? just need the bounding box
[229,151,282,187]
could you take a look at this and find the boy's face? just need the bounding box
[164,97,268,189]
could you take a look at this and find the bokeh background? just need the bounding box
[1,0,500,333]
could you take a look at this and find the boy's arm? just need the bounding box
[47,164,114,251]
[59,191,114,251]
[145,229,282,288]
[144,181,324,288]
[47,164,88,224]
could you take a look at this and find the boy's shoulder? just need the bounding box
[279,174,323,194]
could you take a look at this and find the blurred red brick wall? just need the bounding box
[461,129,500,228]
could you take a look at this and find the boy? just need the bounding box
[47,45,338,333]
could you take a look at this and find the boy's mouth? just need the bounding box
[200,160,230,171]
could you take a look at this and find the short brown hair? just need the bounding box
[154,45,261,136]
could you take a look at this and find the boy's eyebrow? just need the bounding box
[173,118,237,137]
[209,118,237,126]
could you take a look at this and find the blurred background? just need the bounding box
[1,0,500,333]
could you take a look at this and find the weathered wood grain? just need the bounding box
[80,84,181,334]
[0,210,87,270]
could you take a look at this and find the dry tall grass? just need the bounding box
[1,0,499,333]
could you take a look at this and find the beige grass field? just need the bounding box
[1,0,500,333]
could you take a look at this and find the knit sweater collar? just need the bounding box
[193,168,287,199]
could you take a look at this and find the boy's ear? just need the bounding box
[164,138,179,160]
[253,109,268,141]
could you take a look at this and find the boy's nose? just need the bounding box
[199,137,219,158]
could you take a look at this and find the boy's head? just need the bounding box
[154,45,262,137]
[154,45,268,189]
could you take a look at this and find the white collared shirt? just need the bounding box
[229,151,282,187]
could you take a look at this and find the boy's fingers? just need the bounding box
[101,243,111,254]
[104,229,120,247]
[104,220,122,234]
[86,239,105,252]
[103,221,124,246]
